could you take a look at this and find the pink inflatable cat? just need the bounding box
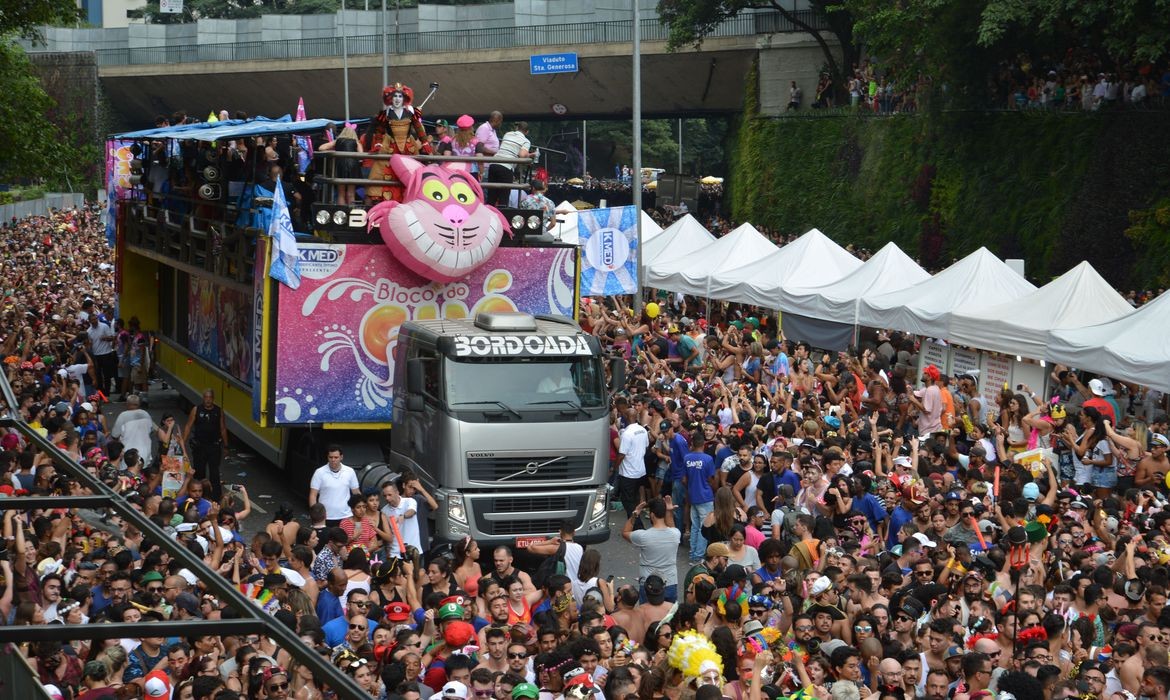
[366,155,511,282]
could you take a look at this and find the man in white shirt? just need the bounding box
[616,409,649,527]
[111,394,155,466]
[309,445,360,526]
[87,313,118,395]
[381,477,420,557]
[488,121,532,207]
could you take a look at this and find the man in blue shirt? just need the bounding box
[315,567,347,625]
[852,473,889,532]
[664,419,690,527]
[886,470,921,550]
[683,431,717,564]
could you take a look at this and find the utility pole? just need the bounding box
[382,0,388,86]
[341,3,351,121]
[632,0,643,313]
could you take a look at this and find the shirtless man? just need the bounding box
[1135,434,1170,488]
[1121,621,1167,694]
[609,586,645,644]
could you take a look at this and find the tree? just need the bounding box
[0,0,81,38]
[0,42,74,184]
[658,0,857,99]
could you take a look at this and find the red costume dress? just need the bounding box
[367,83,433,202]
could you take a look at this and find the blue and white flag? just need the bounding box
[577,205,639,296]
[267,184,302,289]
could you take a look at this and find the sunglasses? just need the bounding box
[854,625,873,633]
[350,624,367,631]
[351,601,371,608]
[146,586,163,593]
[266,682,289,692]
[509,653,528,659]
[794,625,813,632]
[895,615,913,622]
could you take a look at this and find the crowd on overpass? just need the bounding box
[4,195,1170,700]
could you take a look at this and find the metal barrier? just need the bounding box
[88,11,828,66]
[0,372,369,700]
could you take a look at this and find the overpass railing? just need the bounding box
[90,10,828,66]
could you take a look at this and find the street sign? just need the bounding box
[160,0,184,13]
[530,53,579,75]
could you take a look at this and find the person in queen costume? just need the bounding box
[366,83,433,202]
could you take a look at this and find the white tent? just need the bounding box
[551,201,579,244]
[781,242,930,321]
[856,247,1036,338]
[1047,289,1170,393]
[640,211,664,242]
[645,222,778,297]
[640,213,717,269]
[705,228,863,307]
[948,261,1133,360]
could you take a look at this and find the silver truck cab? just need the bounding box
[390,311,611,548]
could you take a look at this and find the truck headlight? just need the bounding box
[448,494,466,524]
[316,210,330,225]
[511,214,525,229]
[527,215,541,231]
[332,210,347,225]
[591,486,607,521]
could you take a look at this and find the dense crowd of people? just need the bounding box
[3,196,1170,700]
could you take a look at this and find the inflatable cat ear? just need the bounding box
[366,155,511,283]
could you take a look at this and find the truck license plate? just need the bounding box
[515,536,543,549]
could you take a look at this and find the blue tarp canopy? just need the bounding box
[111,115,361,141]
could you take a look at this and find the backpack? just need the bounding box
[532,540,566,590]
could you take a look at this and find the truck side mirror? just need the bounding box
[406,395,424,412]
[406,358,425,395]
[609,357,626,393]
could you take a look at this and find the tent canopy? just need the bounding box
[857,247,1036,338]
[640,211,664,243]
[706,228,862,307]
[645,222,777,297]
[641,214,717,269]
[948,261,1133,360]
[112,114,348,141]
[1047,289,1170,393]
[780,241,931,322]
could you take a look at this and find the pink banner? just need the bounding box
[271,244,576,424]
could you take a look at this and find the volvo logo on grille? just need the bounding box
[499,455,566,481]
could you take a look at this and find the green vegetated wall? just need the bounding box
[729,61,1170,289]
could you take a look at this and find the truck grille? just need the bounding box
[467,453,594,483]
[473,494,590,537]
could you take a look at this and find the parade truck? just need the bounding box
[107,116,612,548]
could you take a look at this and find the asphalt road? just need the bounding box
[117,386,690,585]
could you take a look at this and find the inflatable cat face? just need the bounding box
[367,155,510,283]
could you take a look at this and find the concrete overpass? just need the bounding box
[93,14,832,126]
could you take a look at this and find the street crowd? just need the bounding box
[2,201,1170,700]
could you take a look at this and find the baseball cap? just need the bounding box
[808,575,832,596]
[442,681,469,700]
[944,491,962,502]
[644,575,666,598]
[706,542,730,558]
[1088,378,1106,396]
[513,683,540,700]
[438,602,465,621]
[385,601,412,622]
[819,639,848,658]
[140,570,165,585]
[911,532,937,548]
[444,621,476,647]
[945,645,966,659]
[174,592,202,617]
[144,671,171,699]
[1022,482,1040,501]
[435,118,449,128]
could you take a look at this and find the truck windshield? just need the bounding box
[445,357,605,411]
